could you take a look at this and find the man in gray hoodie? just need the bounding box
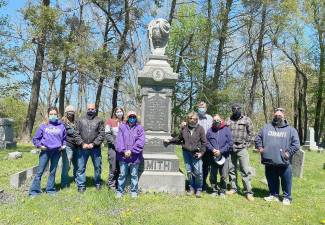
[255,108,300,205]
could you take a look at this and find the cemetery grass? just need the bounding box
[0,145,324,225]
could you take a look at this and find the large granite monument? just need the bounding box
[138,19,185,193]
[0,118,17,149]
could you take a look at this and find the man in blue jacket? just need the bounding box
[255,108,300,205]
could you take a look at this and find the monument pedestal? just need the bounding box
[303,127,318,151]
[138,55,185,194]
[0,118,17,149]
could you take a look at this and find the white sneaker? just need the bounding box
[282,198,291,205]
[264,195,279,202]
[116,192,123,198]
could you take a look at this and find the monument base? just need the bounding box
[302,145,318,151]
[139,171,185,194]
[0,141,17,149]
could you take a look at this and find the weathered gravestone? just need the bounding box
[0,118,16,149]
[138,18,185,193]
[10,164,50,188]
[8,151,22,159]
[292,149,305,178]
[303,127,318,151]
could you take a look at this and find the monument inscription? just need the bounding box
[144,94,169,132]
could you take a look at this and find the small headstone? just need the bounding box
[30,149,40,154]
[292,149,305,178]
[0,118,17,149]
[303,127,318,151]
[8,151,22,159]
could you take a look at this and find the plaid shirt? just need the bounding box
[226,115,254,149]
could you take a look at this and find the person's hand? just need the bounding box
[163,139,170,146]
[88,143,94,149]
[284,151,290,159]
[60,145,66,151]
[40,146,47,151]
[258,147,264,153]
[82,143,89,149]
[124,150,132,158]
[212,149,220,156]
[195,152,203,159]
[180,121,187,128]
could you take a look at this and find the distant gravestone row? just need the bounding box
[0,118,16,149]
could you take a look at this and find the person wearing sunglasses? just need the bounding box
[206,114,233,198]
[115,111,145,198]
[226,103,255,201]
[255,108,300,205]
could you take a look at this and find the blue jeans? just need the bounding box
[265,165,292,200]
[76,147,102,188]
[61,145,78,187]
[117,161,139,194]
[182,150,203,191]
[29,150,61,196]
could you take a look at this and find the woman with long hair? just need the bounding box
[29,107,66,197]
[105,107,125,190]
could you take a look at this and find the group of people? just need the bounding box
[164,102,300,205]
[29,104,145,198]
[28,101,300,205]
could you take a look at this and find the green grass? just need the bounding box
[0,144,325,225]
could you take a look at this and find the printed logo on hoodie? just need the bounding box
[267,130,287,138]
[45,127,62,135]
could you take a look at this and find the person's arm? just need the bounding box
[62,125,67,147]
[246,117,254,144]
[254,127,264,152]
[206,130,214,152]
[93,119,105,146]
[286,128,300,157]
[32,125,44,148]
[74,119,84,146]
[168,131,183,145]
[220,128,233,154]
[199,127,207,153]
[105,122,115,144]
[132,126,145,154]
[115,126,126,153]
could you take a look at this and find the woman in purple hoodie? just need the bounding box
[115,111,145,198]
[29,107,66,197]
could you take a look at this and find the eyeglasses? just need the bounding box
[232,107,241,110]
[274,108,285,112]
[129,115,136,118]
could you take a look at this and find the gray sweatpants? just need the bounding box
[228,148,253,194]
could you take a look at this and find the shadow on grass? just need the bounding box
[251,187,269,198]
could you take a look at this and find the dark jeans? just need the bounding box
[210,158,229,194]
[29,149,61,196]
[76,147,102,188]
[107,147,120,188]
[265,164,292,200]
[183,151,203,191]
[61,145,78,187]
[202,150,213,189]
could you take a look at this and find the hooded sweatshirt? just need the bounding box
[115,122,145,164]
[206,122,233,158]
[32,120,66,150]
[255,120,300,166]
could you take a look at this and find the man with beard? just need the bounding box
[255,108,300,205]
[226,103,254,201]
[75,103,105,193]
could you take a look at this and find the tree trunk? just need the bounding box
[111,0,130,112]
[247,4,266,117]
[20,0,50,142]
[211,0,233,89]
[168,0,177,25]
[59,58,68,116]
[202,0,212,92]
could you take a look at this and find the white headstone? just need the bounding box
[8,151,22,159]
[303,127,318,151]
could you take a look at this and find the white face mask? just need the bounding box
[116,111,124,119]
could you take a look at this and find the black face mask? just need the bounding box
[232,110,241,120]
[66,112,75,118]
[87,109,96,118]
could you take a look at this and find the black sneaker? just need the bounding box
[78,187,86,193]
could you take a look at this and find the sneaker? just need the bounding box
[246,194,255,201]
[219,193,226,199]
[282,198,291,206]
[78,187,86,193]
[116,192,123,198]
[225,189,237,195]
[187,188,195,196]
[264,195,279,202]
[131,192,138,198]
[96,184,102,191]
[195,190,202,198]
[211,192,217,197]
